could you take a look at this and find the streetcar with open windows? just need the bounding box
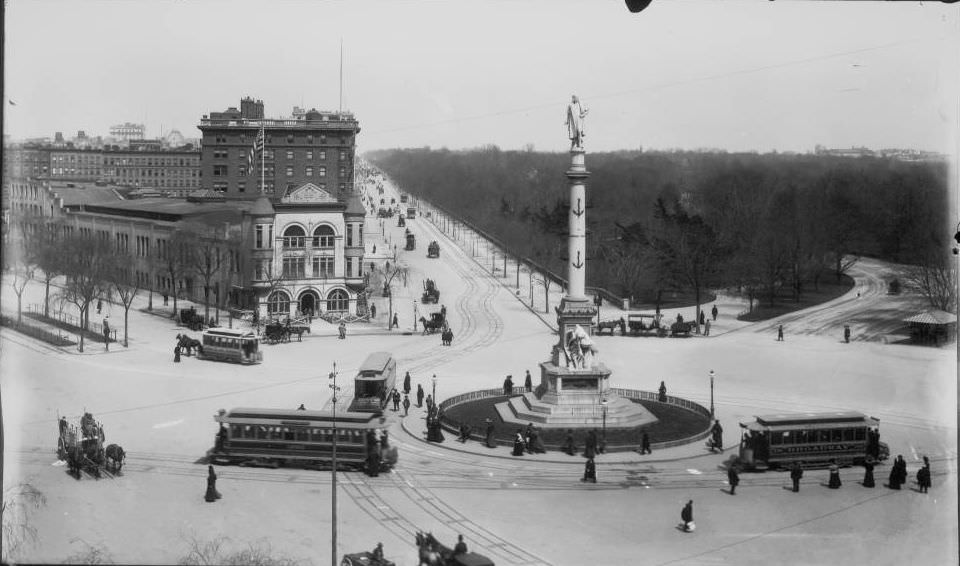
[738,411,888,471]
[197,327,262,364]
[211,407,397,471]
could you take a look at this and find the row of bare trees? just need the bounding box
[6,214,247,351]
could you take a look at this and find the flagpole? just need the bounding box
[261,124,265,195]
[339,38,343,114]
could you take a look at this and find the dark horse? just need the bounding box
[414,532,443,566]
[177,333,203,356]
[419,317,443,335]
[105,444,125,474]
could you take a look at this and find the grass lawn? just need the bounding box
[737,272,854,322]
[442,396,710,451]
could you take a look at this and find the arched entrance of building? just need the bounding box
[299,290,320,317]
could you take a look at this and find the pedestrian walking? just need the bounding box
[581,457,597,483]
[658,380,667,403]
[392,390,401,411]
[416,384,424,408]
[163,293,169,306]
[524,370,533,392]
[204,465,222,502]
[425,394,433,412]
[727,465,740,495]
[699,311,705,327]
[403,395,410,417]
[174,344,181,363]
[640,431,652,455]
[711,304,718,321]
[704,319,711,336]
[790,461,803,492]
[828,460,842,489]
[97,299,102,315]
[370,303,377,319]
[844,325,851,343]
[484,419,497,448]
[392,313,399,329]
[503,375,514,396]
[681,500,694,532]
[584,429,598,459]
[862,458,875,488]
[563,429,577,456]
[338,322,347,339]
[403,371,411,394]
[917,456,931,493]
[102,316,111,351]
[777,324,784,341]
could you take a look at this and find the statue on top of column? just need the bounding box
[565,95,589,151]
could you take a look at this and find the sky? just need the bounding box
[3,0,960,154]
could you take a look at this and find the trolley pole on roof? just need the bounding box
[329,363,340,565]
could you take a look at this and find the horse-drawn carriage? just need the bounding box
[57,412,125,479]
[627,313,667,336]
[427,241,440,258]
[262,319,310,344]
[420,312,446,335]
[405,232,416,251]
[180,307,205,331]
[414,532,495,566]
[341,551,396,566]
[670,315,695,337]
[421,279,440,304]
[596,318,625,335]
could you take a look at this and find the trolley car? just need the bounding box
[738,411,888,471]
[211,407,397,471]
[197,327,262,364]
[350,352,397,412]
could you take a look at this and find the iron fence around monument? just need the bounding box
[436,386,714,451]
[26,304,118,342]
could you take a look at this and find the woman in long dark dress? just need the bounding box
[205,465,222,502]
[862,459,875,488]
[512,430,525,456]
[828,461,841,489]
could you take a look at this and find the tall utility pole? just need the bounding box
[329,363,340,566]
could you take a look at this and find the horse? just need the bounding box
[596,318,625,335]
[414,532,443,566]
[420,317,443,335]
[178,333,203,355]
[105,444,125,474]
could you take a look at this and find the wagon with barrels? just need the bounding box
[57,412,125,479]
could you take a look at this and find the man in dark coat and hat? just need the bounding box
[205,465,222,502]
[828,460,842,489]
[581,457,597,483]
[681,500,694,532]
[403,371,411,394]
[727,465,740,495]
[862,458,876,488]
[524,370,533,392]
[416,384,425,408]
[563,429,576,456]
[503,375,514,396]
[790,461,804,492]
[640,431,652,455]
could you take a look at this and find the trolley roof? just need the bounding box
[217,407,383,425]
[743,411,878,431]
[203,328,258,339]
[356,352,394,377]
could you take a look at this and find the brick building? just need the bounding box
[198,96,359,198]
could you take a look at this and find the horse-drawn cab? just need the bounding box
[420,312,446,335]
[405,232,416,251]
[627,313,666,336]
[427,241,440,258]
[415,532,495,566]
[57,412,125,479]
[397,215,406,227]
[421,279,440,304]
[180,307,204,331]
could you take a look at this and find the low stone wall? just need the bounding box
[437,387,714,452]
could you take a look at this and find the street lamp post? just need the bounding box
[432,373,437,404]
[328,363,341,566]
[413,300,418,332]
[709,370,715,418]
[601,397,608,446]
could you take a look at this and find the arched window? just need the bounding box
[282,225,305,248]
[313,225,335,249]
[267,291,291,316]
[326,289,349,312]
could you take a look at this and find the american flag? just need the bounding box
[254,126,264,152]
[247,147,256,177]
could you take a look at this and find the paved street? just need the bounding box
[1,176,956,565]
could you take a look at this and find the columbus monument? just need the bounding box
[497,96,655,428]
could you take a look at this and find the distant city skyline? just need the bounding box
[4,1,959,155]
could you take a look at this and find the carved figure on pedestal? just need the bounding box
[565,95,589,151]
[564,324,599,369]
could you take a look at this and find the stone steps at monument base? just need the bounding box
[494,393,658,428]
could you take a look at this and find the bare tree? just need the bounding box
[34,220,67,318]
[110,254,141,347]
[184,223,228,324]
[58,232,113,352]
[904,254,957,312]
[160,230,196,318]
[1,483,47,563]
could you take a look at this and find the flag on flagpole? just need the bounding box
[254,126,264,152]
[247,147,256,178]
